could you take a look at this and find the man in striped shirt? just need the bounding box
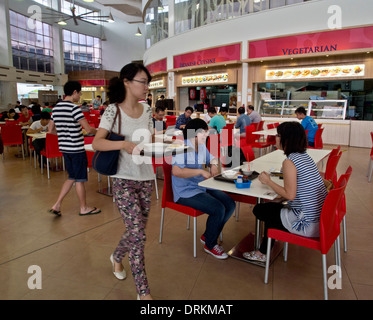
[48,81,100,217]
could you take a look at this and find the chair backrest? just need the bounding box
[267,123,275,130]
[314,128,324,149]
[82,111,90,120]
[370,132,373,156]
[207,133,220,158]
[273,122,280,128]
[329,145,341,158]
[320,178,347,254]
[336,166,352,222]
[324,152,342,182]
[317,123,323,129]
[5,120,18,125]
[244,124,257,145]
[257,120,264,131]
[220,123,234,147]
[45,133,62,158]
[162,161,175,206]
[1,124,23,145]
[241,144,255,162]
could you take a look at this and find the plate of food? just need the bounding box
[165,143,185,151]
[144,143,168,153]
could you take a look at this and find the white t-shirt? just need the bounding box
[99,103,154,181]
[29,120,49,140]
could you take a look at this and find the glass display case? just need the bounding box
[259,100,348,120]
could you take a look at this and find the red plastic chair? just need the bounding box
[40,133,64,179]
[206,133,220,159]
[159,161,205,257]
[336,166,352,254]
[266,123,276,147]
[165,115,176,128]
[367,132,373,182]
[244,124,271,156]
[220,123,234,148]
[308,128,324,149]
[264,178,347,300]
[320,151,342,187]
[82,111,90,120]
[1,124,24,160]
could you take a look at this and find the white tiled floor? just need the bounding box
[0,144,372,300]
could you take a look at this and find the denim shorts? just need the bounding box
[63,152,88,182]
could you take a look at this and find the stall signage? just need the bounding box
[146,58,167,74]
[149,80,164,89]
[174,43,241,69]
[249,26,373,59]
[265,64,365,80]
[82,87,96,91]
[182,73,228,85]
[79,79,109,86]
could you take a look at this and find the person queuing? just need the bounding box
[92,63,154,300]
[175,106,193,129]
[47,81,99,217]
[172,118,235,259]
[295,106,318,147]
[243,122,327,262]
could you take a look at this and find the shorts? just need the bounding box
[63,152,88,182]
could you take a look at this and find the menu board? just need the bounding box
[265,64,365,80]
[149,80,164,89]
[182,73,228,85]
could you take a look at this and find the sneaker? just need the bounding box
[242,251,266,263]
[200,235,205,245]
[204,244,228,260]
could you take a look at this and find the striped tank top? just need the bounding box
[52,101,85,153]
[280,152,327,237]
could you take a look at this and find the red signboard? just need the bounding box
[146,58,167,74]
[249,26,373,59]
[79,79,109,86]
[174,43,241,69]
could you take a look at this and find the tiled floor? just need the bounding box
[0,144,373,300]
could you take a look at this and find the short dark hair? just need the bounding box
[220,107,228,113]
[185,106,194,113]
[155,106,165,113]
[40,111,51,120]
[248,105,254,111]
[19,105,27,111]
[238,106,245,114]
[295,106,307,115]
[207,107,216,114]
[64,81,81,96]
[108,63,151,104]
[8,108,15,114]
[183,118,208,140]
[277,121,307,156]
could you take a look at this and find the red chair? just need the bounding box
[336,166,352,254]
[82,111,90,120]
[320,151,342,187]
[220,123,234,149]
[40,133,64,179]
[367,132,373,182]
[266,123,276,147]
[308,128,324,149]
[206,133,220,159]
[165,115,176,128]
[1,124,24,160]
[243,125,271,156]
[159,161,205,257]
[264,178,347,300]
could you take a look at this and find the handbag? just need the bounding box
[92,104,125,175]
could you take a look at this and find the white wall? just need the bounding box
[143,0,373,65]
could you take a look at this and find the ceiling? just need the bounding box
[94,0,143,24]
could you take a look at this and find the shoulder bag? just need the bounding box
[92,104,125,176]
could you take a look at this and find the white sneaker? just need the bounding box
[110,254,126,280]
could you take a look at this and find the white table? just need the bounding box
[252,128,277,136]
[198,148,332,266]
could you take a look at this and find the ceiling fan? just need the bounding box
[42,0,114,26]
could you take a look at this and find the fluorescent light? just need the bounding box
[83,0,94,2]
[58,20,67,25]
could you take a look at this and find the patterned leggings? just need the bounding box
[112,178,153,296]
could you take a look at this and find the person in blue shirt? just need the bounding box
[207,106,226,134]
[295,106,318,147]
[175,106,193,129]
[235,106,252,136]
[172,118,235,259]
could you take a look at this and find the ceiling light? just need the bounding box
[83,0,94,2]
[135,27,142,36]
[107,13,114,23]
[58,20,67,25]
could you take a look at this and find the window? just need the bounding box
[10,10,54,73]
[62,30,102,73]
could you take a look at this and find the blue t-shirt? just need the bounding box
[209,114,226,133]
[301,116,318,143]
[171,139,214,202]
[175,113,191,129]
[235,114,252,133]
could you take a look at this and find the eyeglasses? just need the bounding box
[132,79,149,87]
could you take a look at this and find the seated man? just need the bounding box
[175,106,193,129]
[295,106,318,147]
[18,105,32,126]
[207,107,226,134]
[235,106,252,136]
[218,106,228,120]
[0,108,19,121]
[247,105,262,124]
[153,106,166,134]
[26,112,51,167]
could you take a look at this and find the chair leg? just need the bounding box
[193,217,197,258]
[335,238,342,279]
[283,242,288,262]
[369,160,373,183]
[41,156,43,174]
[47,159,50,179]
[187,216,190,230]
[159,208,165,243]
[236,202,240,221]
[21,145,24,160]
[154,174,159,200]
[342,217,347,252]
[322,254,328,300]
[264,237,272,284]
[367,158,372,177]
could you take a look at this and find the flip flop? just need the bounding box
[79,207,101,216]
[48,209,61,216]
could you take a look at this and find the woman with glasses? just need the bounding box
[243,121,327,263]
[172,118,236,259]
[92,63,154,300]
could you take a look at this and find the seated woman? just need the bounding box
[243,121,328,262]
[172,118,236,259]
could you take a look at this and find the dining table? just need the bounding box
[198,148,332,267]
